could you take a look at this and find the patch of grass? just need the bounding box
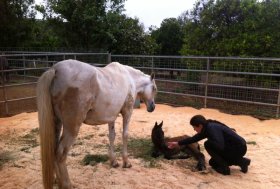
[83,134,94,140]
[127,137,161,168]
[73,140,83,146]
[30,127,39,134]
[81,154,109,166]
[20,147,31,153]
[20,129,39,148]
[247,141,257,145]
[98,133,106,137]
[0,151,14,168]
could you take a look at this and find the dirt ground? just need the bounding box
[0,104,280,189]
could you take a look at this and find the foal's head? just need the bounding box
[151,121,165,146]
[139,73,157,112]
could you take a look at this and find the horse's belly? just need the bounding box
[83,109,118,125]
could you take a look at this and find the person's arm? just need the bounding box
[167,130,206,149]
[178,133,205,146]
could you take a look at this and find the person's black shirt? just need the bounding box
[178,121,246,151]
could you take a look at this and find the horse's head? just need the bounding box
[151,121,165,146]
[139,73,157,112]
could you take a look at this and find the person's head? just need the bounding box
[190,115,207,133]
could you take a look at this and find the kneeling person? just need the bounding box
[168,115,251,175]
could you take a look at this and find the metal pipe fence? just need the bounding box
[111,55,280,119]
[1,52,280,119]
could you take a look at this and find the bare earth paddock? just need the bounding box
[0,104,280,189]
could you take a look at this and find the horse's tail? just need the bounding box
[37,68,56,189]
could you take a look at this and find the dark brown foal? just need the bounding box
[151,121,206,171]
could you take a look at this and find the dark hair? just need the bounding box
[190,115,233,130]
[190,115,207,127]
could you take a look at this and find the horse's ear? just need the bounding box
[150,72,155,80]
[155,121,158,126]
[159,121,163,127]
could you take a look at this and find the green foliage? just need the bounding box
[180,0,280,57]
[2,0,280,57]
[0,0,37,47]
[150,18,184,55]
[81,154,109,166]
[106,13,157,54]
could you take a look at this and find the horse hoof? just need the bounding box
[111,161,120,168]
[123,162,132,168]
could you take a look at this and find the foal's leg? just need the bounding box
[187,144,206,171]
[108,122,119,167]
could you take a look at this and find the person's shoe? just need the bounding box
[214,166,231,175]
[209,158,219,169]
[240,157,251,173]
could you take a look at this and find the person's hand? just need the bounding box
[167,142,179,149]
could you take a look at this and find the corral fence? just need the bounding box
[1,52,280,119]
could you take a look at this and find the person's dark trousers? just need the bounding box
[222,144,250,173]
[222,144,247,165]
[204,140,230,175]
[205,140,250,174]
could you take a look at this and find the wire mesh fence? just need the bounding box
[0,53,109,117]
[112,55,280,119]
[1,53,280,119]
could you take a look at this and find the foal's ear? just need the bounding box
[150,72,155,80]
[159,121,163,127]
[155,121,158,126]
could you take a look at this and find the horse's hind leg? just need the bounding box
[53,118,63,187]
[108,122,119,167]
[55,118,83,189]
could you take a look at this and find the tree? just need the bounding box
[151,18,184,55]
[180,0,280,57]
[0,0,37,47]
[106,13,157,54]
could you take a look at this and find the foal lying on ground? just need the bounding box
[151,121,206,171]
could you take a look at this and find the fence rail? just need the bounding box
[1,52,280,119]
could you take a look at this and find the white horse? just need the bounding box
[37,59,157,189]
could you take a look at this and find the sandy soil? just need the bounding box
[0,104,280,189]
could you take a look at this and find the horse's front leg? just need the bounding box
[108,122,119,168]
[122,112,132,168]
[121,94,134,168]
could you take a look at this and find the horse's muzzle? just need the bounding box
[147,101,155,112]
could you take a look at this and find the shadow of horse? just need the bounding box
[151,121,206,171]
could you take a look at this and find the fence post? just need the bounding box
[204,58,210,108]
[276,84,280,118]
[23,55,26,81]
[108,52,111,63]
[152,57,154,73]
[1,60,9,115]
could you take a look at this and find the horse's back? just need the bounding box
[50,60,132,125]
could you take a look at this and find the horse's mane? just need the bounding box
[124,64,146,76]
[109,62,146,77]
